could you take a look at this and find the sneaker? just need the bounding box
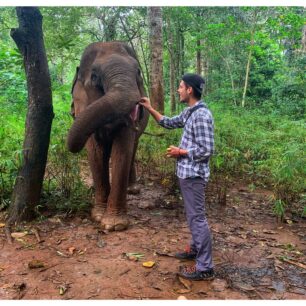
[178,265,215,281]
[174,246,197,260]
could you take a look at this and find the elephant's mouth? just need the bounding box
[129,104,140,122]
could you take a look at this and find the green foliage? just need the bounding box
[138,101,305,215]
[0,7,305,218]
[0,44,27,104]
[272,199,286,219]
[41,89,91,214]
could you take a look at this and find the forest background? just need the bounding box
[0,6,305,220]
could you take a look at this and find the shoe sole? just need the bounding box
[174,257,196,261]
[177,272,215,281]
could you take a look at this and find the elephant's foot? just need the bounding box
[100,214,129,231]
[127,184,140,195]
[91,203,106,222]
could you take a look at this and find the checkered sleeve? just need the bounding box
[158,110,186,129]
[187,113,214,162]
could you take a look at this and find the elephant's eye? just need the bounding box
[91,73,98,83]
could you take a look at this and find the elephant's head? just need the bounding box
[67,42,144,153]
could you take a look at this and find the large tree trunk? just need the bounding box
[148,7,164,112]
[8,7,53,223]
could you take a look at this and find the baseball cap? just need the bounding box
[182,73,205,96]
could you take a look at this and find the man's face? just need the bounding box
[177,81,192,103]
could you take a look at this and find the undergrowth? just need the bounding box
[0,93,305,219]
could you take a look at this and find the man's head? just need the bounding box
[178,73,205,103]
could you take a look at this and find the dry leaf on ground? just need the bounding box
[11,232,28,238]
[28,260,45,269]
[68,247,76,255]
[143,261,155,268]
[178,276,192,290]
[174,288,191,294]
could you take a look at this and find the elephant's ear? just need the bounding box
[71,66,80,94]
[70,66,80,119]
[122,43,138,59]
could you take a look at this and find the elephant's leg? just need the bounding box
[86,136,111,222]
[127,139,140,195]
[101,128,135,231]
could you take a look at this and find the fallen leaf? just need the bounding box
[124,252,145,261]
[59,285,67,295]
[11,232,28,238]
[12,282,26,291]
[0,223,5,228]
[56,251,69,258]
[263,229,276,234]
[128,255,138,261]
[174,288,191,294]
[143,261,155,268]
[97,239,106,248]
[28,260,45,269]
[78,248,87,255]
[280,258,306,270]
[234,282,255,291]
[2,284,11,289]
[178,276,192,290]
[266,254,275,259]
[68,247,75,255]
[56,238,67,245]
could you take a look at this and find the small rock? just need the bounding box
[82,218,89,224]
[137,201,156,209]
[177,295,187,300]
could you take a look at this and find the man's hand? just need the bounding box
[166,145,184,158]
[139,97,152,110]
[139,97,163,122]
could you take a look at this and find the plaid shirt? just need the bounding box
[159,101,214,182]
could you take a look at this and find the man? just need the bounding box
[139,73,214,281]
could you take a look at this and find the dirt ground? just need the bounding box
[0,176,305,300]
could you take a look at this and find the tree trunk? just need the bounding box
[241,39,253,107]
[219,52,237,106]
[242,11,257,108]
[9,7,54,223]
[196,39,202,75]
[180,33,185,76]
[166,16,176,114]
[302,24,306,52]
[148,7,164,113]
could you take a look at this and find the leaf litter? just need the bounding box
[0,178,305,299]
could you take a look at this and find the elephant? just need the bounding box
[67,41,149,231]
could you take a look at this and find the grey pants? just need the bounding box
[179,177,213,271]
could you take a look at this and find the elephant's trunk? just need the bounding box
[67,89,141,153]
